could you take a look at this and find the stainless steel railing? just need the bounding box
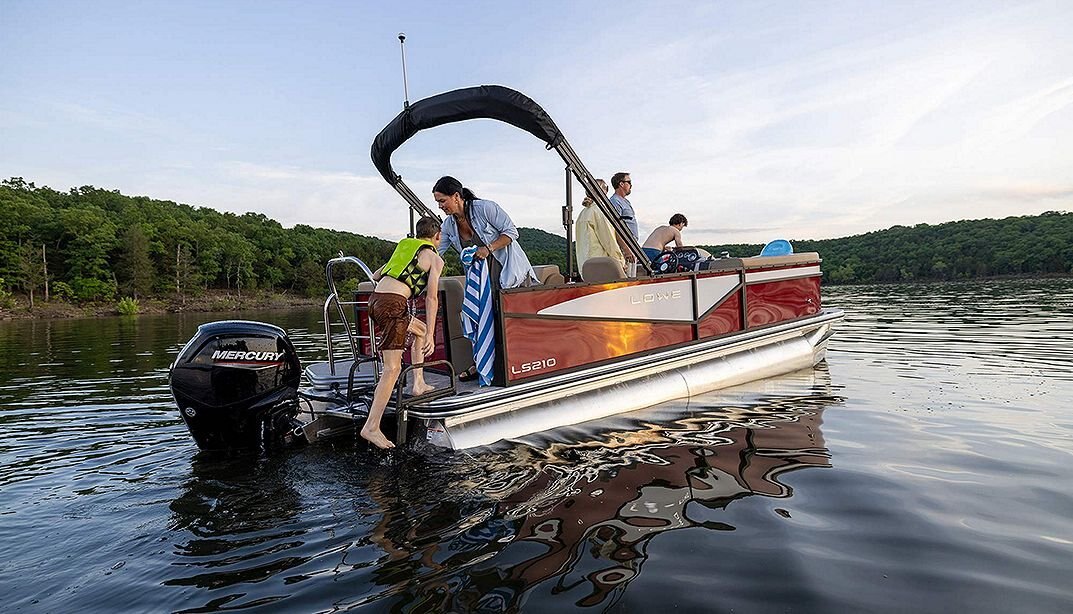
[323,253,378,378]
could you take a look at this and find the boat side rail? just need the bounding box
[324,253,378,377]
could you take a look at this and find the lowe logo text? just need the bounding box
[631,289,682,304]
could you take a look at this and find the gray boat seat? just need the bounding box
[533,264,565,286]
[305,359,377,391]
[439,276,475,375]
[738,252,821,269]
[581,257,626,283]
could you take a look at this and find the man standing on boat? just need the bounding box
[609,172,638,242]
[608,172,639,273]
[362,216,445,450]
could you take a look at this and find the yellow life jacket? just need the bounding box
[382,238,435,295]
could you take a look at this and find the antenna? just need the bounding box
[398,33,410,109]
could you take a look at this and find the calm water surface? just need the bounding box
[1,279,1071,613]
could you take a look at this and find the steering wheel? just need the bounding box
[652,250,679,274]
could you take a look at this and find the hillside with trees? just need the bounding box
[703,212,1073,283]
[0,178,394,310]
[2,178,1071,315]
[519,227,571,273]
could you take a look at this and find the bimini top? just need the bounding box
[371,85,564,186]
[368,83,651,273]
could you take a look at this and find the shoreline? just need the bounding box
[0,291,322,321]
[3,274,1069,321]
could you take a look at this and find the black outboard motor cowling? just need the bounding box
[170,320,302,451]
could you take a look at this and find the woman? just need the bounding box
[433,176,536,383]
[432,176,537,290]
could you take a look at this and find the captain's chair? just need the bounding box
[532,264,565,286]
[581,257,626,283]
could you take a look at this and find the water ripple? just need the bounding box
[2,285,1073,612]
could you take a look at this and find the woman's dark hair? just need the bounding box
[433,175,477,203]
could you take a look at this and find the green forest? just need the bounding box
[526,212,1073,284]
[0,178,394,308]
[2,178,1071,312]
[705,212,1073,283]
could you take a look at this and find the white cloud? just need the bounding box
[3,1,1071,249]
[201,162,410,239]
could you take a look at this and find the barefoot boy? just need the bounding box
[361,217,444,449]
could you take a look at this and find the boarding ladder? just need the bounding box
[309,253,455,444]
[299,253,381,399]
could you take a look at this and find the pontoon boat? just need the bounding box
[168,85,843,452]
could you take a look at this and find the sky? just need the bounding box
[1,0,1071,245]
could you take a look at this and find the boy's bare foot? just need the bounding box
[360,427,395,449]
[411,383,434,396]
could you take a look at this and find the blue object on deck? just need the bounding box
[760,239,793,256]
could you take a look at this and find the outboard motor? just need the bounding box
[170,320,303,452]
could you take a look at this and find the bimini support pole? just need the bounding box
[563,167,575,281]
[553,139,651,275]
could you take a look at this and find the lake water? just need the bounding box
[1,279,1071,613]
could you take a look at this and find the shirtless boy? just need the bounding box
[642,213,688,262]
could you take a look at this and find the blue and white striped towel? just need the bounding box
[460,246,496,387]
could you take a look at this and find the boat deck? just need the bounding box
[305,358,484,397]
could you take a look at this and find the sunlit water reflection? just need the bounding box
[1,278,1071,612]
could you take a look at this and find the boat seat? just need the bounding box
[532,264,565,286]
[304,358,377,391]
[581,257,626,283]
[439,276,475,375]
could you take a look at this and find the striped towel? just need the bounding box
[460,246,496,387]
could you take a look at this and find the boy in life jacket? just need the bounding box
[362,216,445,449]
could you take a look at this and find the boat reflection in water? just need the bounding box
[368,367,840,611]
[165,456,305,592]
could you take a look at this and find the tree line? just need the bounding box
[706,212,1073,283]
[528,212,1073,284]
[2,177,1070,308]
[0,178,395,306]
